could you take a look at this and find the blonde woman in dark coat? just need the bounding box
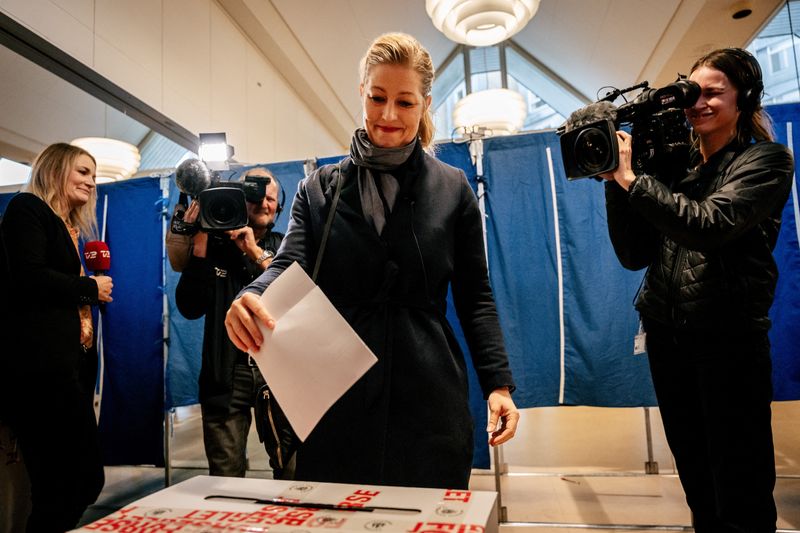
[226,33,518,489]
[0,143,113,532]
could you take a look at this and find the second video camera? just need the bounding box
[558,79,701,179]
[171,158,271,235]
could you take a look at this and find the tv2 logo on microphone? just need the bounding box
[84,249,111,260]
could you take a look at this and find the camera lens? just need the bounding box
[207,195,239,226]
[575,127,613,174]
[198,187,248,231]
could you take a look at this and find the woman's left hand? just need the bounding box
[91,275,114,302]
[598,130,637,191]
[487,387,519,446]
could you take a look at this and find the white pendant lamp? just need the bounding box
[71,137,141,183]
[427,0,540,47]
[453,88,527,136]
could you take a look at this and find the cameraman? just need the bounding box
[174,167,283,477]
[601,48,793,532]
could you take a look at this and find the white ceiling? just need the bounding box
[224,0,784,144]
[0,0,786,171]
[0,44,149,165]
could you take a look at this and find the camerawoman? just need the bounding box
[563,49,794,530]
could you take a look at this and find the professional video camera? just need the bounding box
[557,79,701,179]
[170,158,273,235]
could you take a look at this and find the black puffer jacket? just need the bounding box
[605,140,794,331]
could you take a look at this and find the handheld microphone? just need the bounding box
[84,241,111,275]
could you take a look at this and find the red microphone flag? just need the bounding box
[84,241,111,274]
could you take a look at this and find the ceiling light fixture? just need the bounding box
[427,0,540,47]
[453,88,527,136]
[71,137,141,183]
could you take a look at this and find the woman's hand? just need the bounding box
[91,275,113,302]
[598,130,637,191]
[225,292,275,352]
[487,387,520,446]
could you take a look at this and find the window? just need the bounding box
[768,42,791,74]
[748,0,800,105]
[432,49,466,140]
[431,42,585,140]
[469,46,503,92]
[0,158,31,189]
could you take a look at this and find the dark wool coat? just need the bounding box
[243,151,515,489]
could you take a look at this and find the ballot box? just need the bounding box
[73,475,499,533]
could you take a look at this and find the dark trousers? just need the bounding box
[643,319,777,533]
[11,356,104,533]
[201,360,265,477]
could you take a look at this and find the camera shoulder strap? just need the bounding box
[311,160,345,282]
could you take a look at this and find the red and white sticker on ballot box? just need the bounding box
[72,476,498,533]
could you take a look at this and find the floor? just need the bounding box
[2,402,799,532]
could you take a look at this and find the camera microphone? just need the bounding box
[559,101,618,134]
[176,158,211,196]
[84,241,111,276]
[173,158,249,233]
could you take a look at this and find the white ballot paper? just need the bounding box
[250,262,377,441]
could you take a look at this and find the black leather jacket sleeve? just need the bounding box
[625,142,794,252]
[605,181,660,270]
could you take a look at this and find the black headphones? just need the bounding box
[273,175,286,218]
[722,47,764,112]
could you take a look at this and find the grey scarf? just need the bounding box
[350,129,417,235]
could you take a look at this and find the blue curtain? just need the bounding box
[764,103,800,401]
[93,178,165,465]
[477,132,656,408]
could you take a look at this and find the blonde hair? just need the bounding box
[25,143,98,238]
[359,32,436,150]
